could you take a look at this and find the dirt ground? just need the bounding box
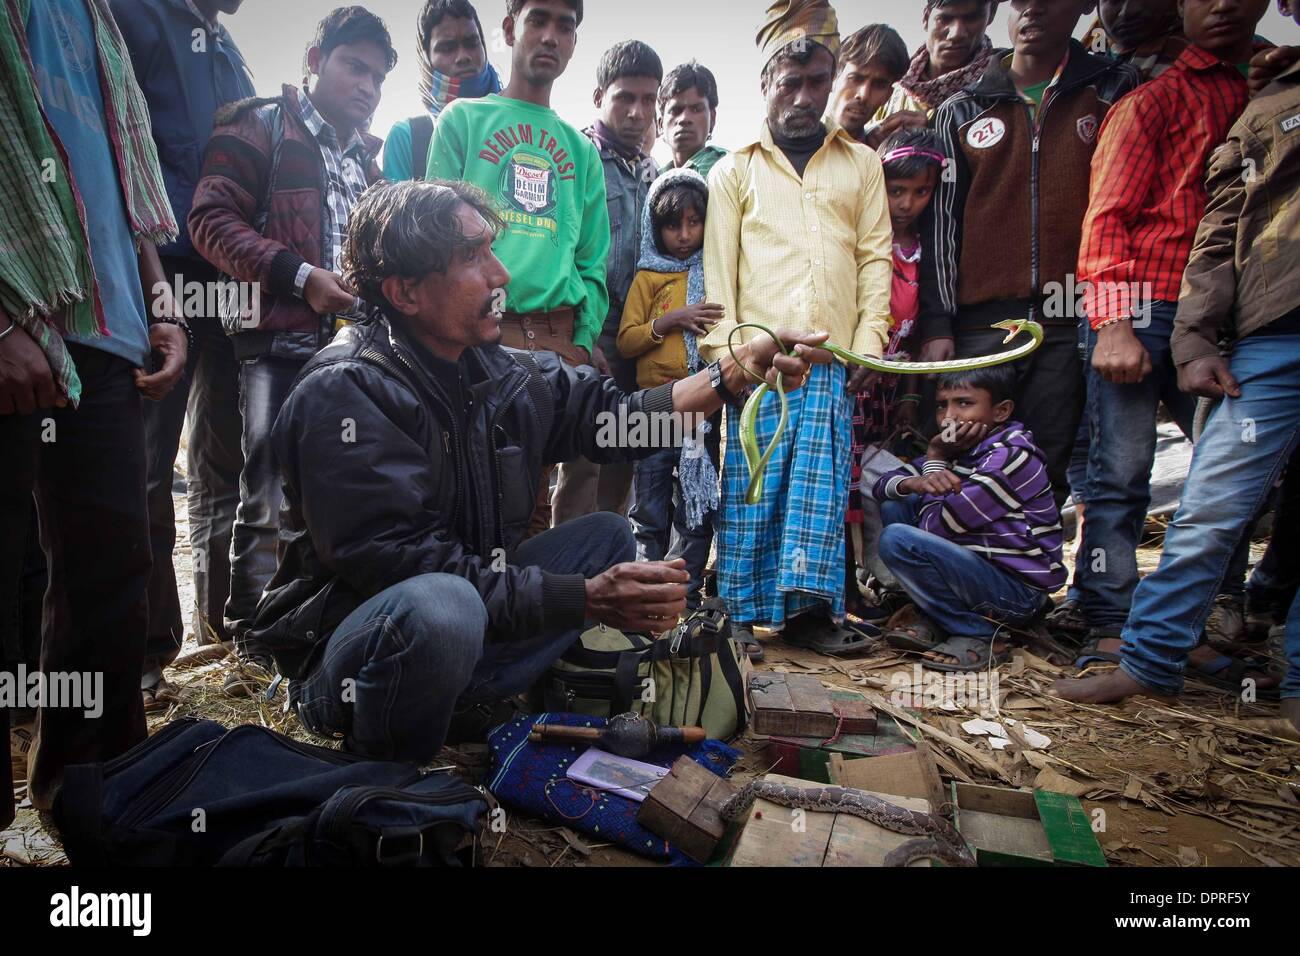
[4,447,1298,869]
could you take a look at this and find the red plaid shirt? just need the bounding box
[1078,45,1250,327]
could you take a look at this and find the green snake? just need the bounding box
[726,320,1045,505]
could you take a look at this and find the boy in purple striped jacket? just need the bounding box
[873,366,1066,671]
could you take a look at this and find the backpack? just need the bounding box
[409,114,434,181]
[52,718,488,867]
[536,599,751,740]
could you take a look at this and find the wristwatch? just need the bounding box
[707,359,741,406]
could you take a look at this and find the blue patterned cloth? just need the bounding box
[487,713,739,864]
[717,361,853,627]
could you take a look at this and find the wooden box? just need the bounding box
[951,782,1107,867]
[828,741,946,813]
[725,774,932,867]
[761,703,914,783]
[637,756,738,864]
[749,674,877,739]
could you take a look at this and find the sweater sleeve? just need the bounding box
[917,97,969,344]
[617,272,662,359]
[915,445,1051,536]
[572,140,611,353]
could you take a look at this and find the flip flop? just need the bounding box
[784,619,880,656]
[732,624,765,663]
[1188,652,1281,701]
[921,636,1012,673]
[882,605,941,653]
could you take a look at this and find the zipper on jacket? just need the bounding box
[489,376,530,550]
[360,339,464,531]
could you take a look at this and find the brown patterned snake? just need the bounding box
[719,781,976,867]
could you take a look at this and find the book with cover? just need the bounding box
[566,748,670,803]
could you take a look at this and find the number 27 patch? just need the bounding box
[966,117,1006,149]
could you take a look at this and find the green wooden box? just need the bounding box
[951,782,1107,867]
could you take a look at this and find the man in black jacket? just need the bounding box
[250,180,822,762]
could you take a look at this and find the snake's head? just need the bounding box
[991,318,1040,346]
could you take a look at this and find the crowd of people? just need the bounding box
[2,0,1298,832]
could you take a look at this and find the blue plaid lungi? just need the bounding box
[716,361,853,627]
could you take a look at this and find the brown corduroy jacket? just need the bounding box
[1173,59,1300,365]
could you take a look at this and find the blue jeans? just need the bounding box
[879,498,1049,642]
[628,418,719,609]
[292,512,636,762]
[1120,333,1300,698]
[1075,303,1197,627]
[226,355,303,652]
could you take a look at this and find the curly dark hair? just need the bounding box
[343,180,505,317]
[306,6,398,74]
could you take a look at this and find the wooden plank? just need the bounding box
[1034,790,1107,867]
[727,775,934,867]
[728,774,835,867]
[824,790,933,867]
[828,744,945,813]
[959,808,1054,864]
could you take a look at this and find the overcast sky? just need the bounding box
[222,0,1300,161]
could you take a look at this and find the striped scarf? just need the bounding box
[0,0,177,404]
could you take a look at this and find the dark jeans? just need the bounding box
[955,317,1082,509]
[628,412,720,609]
[291,512,636,762]
[0,344,150,812]
[226,354,303,653]
[144,259,243,673]
[1075,303,1196,627]
[879,497,1049,641]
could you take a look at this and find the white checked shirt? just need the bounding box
[292,88,370,320]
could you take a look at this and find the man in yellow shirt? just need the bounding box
[699,0,893,658]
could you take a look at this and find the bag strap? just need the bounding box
[409,114,434,182]
[613,651,642,715]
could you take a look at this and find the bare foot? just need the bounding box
[1085,638,1279,690]
[1050,667,1175,704]
[1283,699,1300,735]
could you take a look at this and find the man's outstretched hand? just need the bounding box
[585,558,690,633]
